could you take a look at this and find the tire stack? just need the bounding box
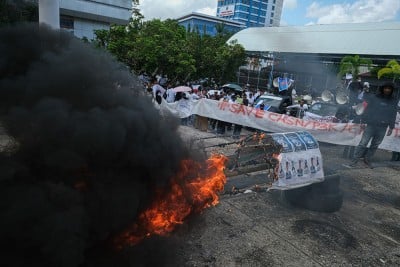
[284,170,343,213]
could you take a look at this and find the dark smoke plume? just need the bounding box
[0,23,190,267]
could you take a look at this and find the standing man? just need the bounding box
[165,83,176,103]
[347,76,363,120]
[151,77,165,105]
[348,82,398,168]
[357,82,370,102]
[347,76,363,103]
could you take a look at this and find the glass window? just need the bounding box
[310,104,338,117]
[60,16,74,29]
[255,97,283,109]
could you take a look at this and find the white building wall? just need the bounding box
[59,0,131,38]
[73,19,110,40]
[263,0,283,26]
[271,0,283,26]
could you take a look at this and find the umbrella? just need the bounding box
[172,86,192,93]
[222,83,243,91]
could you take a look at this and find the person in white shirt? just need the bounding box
[248,92,255,106]
[151,77,166,104]
[299,99,308,110]
[165,84,176,103]
[190,89,200,100]
[253,89,261,101]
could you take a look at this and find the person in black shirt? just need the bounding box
[347,76,363,105]
[349,82,398,168]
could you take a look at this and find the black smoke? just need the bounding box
[0,23,191,267]
[0,0,38,26]
[274,54,340,96]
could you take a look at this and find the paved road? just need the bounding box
[174,125,400,266]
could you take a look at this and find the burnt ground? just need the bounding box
[173,125,400,267]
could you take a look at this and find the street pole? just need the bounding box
[237,67,240,84]
[268,53,274,91]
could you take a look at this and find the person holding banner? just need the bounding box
[348,82,398,168]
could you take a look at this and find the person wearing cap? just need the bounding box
[348,82,398,168]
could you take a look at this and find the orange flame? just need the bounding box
[114,154,228,248]
[251,132,265,143]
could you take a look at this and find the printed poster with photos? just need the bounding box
[270,131,324,190]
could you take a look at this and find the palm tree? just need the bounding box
[377,59,400,82]
[215,23,226,36]
[338,55,372,79]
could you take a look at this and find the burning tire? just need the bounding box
[284,174,343,213]
[311,174,341,194]
[302,190,344,213]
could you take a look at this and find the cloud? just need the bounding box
[306,0,400,24]
[283,0,298,9]
[196,6,217,16]
[139,0,217,20]
[279,19,288,26]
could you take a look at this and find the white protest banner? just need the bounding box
[159,99,400,152]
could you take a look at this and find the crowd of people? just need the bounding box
[146,76,269,139]
[143,74,400,165]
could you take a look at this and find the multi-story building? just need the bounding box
[228,22,400,92]
[177,12,245,37]
[36,0,131,40]
[216,0,283,27]
[59,0,131,39]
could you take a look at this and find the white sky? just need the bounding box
[139,0,217,21]
[138,0,400,26]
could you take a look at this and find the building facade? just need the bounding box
[59,0,131,40]
[177,12,245,37]
[228,22,400,93]
[216,0,283,27]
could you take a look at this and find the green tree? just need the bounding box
[93,0,143,67]
[94,25,137,67]
[377,59,400,82]
[128,0,144,31]
[338,55,372,79]
[214,39,247,84]
[132,19,196,81]
[93,2,246,85]
[94,22,246,84]
[184,26,246,84]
